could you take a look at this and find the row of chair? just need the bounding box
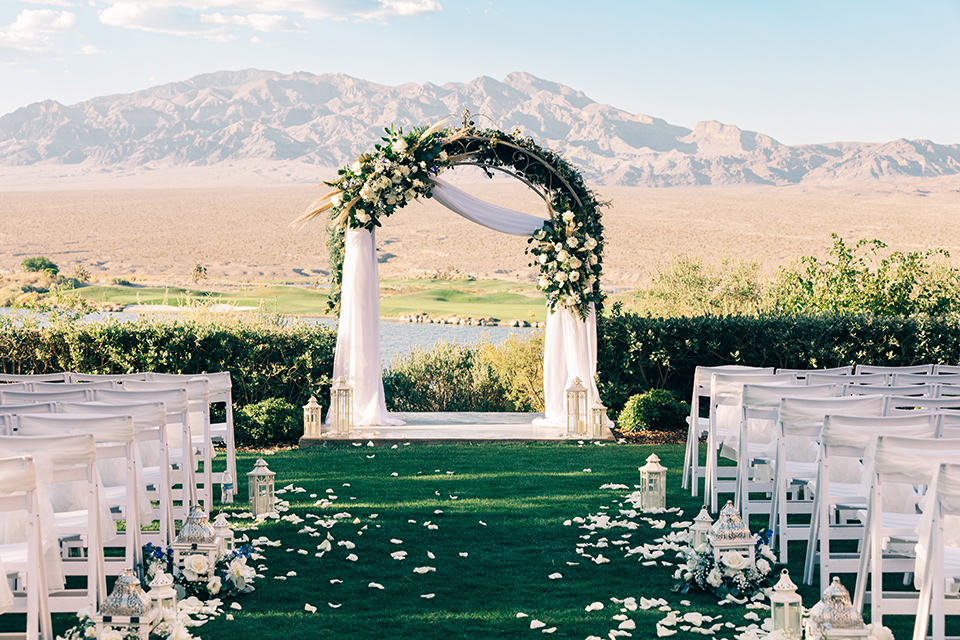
[0,370,237,640]
[682,363,960,640]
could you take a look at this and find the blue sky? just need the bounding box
[2,0,958,145]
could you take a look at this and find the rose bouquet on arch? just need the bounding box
[672,530,780,599]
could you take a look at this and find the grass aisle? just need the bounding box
[44,442,912,639]
[187,442,818,640]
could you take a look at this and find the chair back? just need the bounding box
[0,372,69,383]
[842,383,939,398]
[69,372,148,383]
[896,372,960,386]
[807,372,889,386]
[856,363,934,375]
[0,389,93,404]
[884,395,960,414]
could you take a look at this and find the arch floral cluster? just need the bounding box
[296,116,605,320]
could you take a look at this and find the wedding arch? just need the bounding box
[295,111,606,427]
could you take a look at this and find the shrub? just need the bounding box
[476,331,544,411]
[20,256,58,275]
[383,340,507,412]
[616,389,689,432]
[235,398,301,447]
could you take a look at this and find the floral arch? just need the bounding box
[296,112,607,428]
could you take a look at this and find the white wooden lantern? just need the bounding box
[691,506,714,550]
[93,568,157,640]
[638,453,667,511]
[565,377,588,436]
[147,571,178,617]
[804,577,869,639]
[589,399,608,439]
[770,569,803,636]
[303,395,323,438]
[708,500,756,570]
[212,512,234,553]
[171,505,221,578]
[220,471,234,505]
[247,458,276,517]
[330,376,354,436]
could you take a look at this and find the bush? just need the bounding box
[235,398,301,447]
[477,331,544,411]
[20,256,58,275]
[616,389,689,432]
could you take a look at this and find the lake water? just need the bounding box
[0,308,537,369]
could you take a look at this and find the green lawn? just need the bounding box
[66,278,547,321]
[34,442,926,639]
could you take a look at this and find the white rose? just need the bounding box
[866,624,894,640]
[707,568,723,588]
[207,575,222,595]
[555,271,568,282]
[585,236,597,250]
[330,193,342,208]
[351,160,362,173]
[400,165,410,176]
[85,626,97,638]
[184,554,209,578]
[357,212,371,224]
[588,254,598,266]
[562,211,575,222]
[760,545,776,561]
[438,151,448,161]
[98,628,124,640]
[410,164,418,173]
[720,551,749,571]
[756,558,771,575]
[538,254,548,265]
[554,243,563,252]
[76,608,91,620]
[568,270,580,282]
[566,236,578,248]
[538,278,550,288]
[569,256,582,269]
[556,249,569,263]
[391,139,408,155]
[685,558,698,571]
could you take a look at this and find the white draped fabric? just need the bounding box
[331,178,600,427]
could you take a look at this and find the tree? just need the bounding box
[21,256,58,275]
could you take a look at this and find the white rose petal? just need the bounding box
[303,603,317,613]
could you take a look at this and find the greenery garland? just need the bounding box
[297,114,605,320]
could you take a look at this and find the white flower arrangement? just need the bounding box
[674,532,779,598]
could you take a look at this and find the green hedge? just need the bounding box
[597,307,960,413]
[0,315,336,416]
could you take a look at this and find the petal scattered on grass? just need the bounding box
[303,603,317,613]
[529,620,546,630]
[548,573,562,579]
[368,582,384,590]
[420,593,435,599]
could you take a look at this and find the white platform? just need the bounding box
[299,412,613,445]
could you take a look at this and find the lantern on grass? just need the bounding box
[92,568,157,640]
[690,506,714,550]
[171,505,221,578]
[212,512,234,553]
[770,569,803,636]
[247,458,276,517]
[804,577,869,639]
[147,571,178,617]
[303,395,323,438]
[330,376,354,436]
[638,453,667,511]
[590,399,608,439]
[565,377,588,436]
[708,501,756,569]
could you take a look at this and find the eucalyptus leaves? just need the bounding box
[298,119,604,319]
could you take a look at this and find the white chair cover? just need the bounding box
[0,455,39,613]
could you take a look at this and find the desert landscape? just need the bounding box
[3,175,960,297]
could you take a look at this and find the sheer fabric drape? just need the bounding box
[331,178,600,427]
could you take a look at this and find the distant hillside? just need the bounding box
[1,69,959,187]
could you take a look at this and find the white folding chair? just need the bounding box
[770,394,884,563]
[856,364,935,375]
[60,401,175,545]
[935,365,960,375]
[913,462,960,640]
[122,379,213,513]
[68,373,148,383]
[803,414,938,592]
[706,372,798,512]
[0,374,69,383]
[735,384,839,520]
[29,381,117,393]
[16,414,142,577]
[896,372,960,387]
[145,372,236,501]
[0,434,105,613]
[0,455,53,640]
[0,389,94,405]
[91,387,196,518]
[683,365,774,497]
[0,383,33,394]
[0,404,57,436]
[884,395,960,415]
[852,436,960,626]
[775,365,853,379]
[842,383,940,398]
[807,372,890,386]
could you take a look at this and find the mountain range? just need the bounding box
[1,69,959,187]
